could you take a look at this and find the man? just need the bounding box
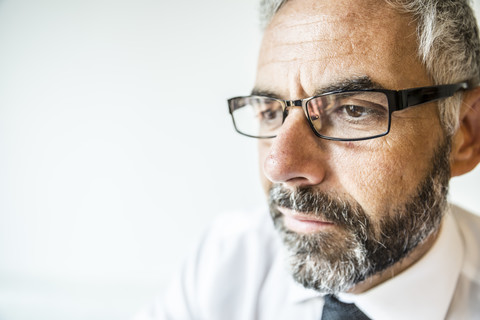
[136,0,480,318]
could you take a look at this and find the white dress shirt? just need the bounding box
[135,204,480,320]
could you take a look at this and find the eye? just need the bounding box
[334,100,386,120]
[261,108,281,121]
[344,105,368,118]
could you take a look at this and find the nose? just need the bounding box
[262,106,327,188]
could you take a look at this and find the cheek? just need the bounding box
[331,136,436,217]
[334,105,444,215]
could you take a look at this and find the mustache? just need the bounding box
[268,184,370,233]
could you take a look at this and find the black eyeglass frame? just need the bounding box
[228,80,477,141]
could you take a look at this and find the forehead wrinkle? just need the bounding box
[286,61,306,98]
[267,16,349,43]
[259,17,376,74]
[258,39,354,70]
[258,55,354,71]
[273,0,396,27]
[266,0,396,46]
[263,0,413,65]
[268,15,341,31]
[266,16,366,48]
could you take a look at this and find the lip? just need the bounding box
[278,206,334,234]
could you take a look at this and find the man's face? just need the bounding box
[256,0,450,292]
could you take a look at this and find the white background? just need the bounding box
[0,1,479,319]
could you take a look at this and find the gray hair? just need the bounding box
[259,0,480,135]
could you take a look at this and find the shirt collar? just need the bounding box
[339,212,464,319]
[286,211,464,319]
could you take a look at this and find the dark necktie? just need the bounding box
[321,294,371,320]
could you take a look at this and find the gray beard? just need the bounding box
[268,139,451,294]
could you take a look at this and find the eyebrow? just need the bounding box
[250,88,282,99]
[251,76,386,99]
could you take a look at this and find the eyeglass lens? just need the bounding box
[231,91,390,140]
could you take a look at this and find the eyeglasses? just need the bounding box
[227,81,476,141]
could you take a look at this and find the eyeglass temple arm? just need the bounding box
[396,78,479,111]
[396,79,479,110]
[405,84,465,108]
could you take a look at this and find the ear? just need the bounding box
[450,86,480,177]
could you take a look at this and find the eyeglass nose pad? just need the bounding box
[282,106,290,123]
[307,102,323,132]
[309,113,322,131]
[282,100,303,122]
[282,100,308,129]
